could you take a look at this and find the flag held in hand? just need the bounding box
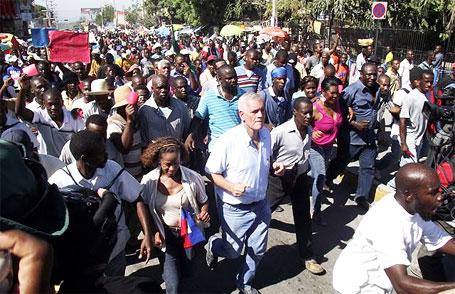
[180,208,205,249]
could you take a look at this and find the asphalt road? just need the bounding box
[125,175,367,293]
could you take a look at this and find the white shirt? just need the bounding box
[351,53,366,84]
[205,124,271,205]
[390,85,412,139]
[32,108,85,157]
[310,63,324,80]
[80,100,109,120]
[399,88,428,146]
[398,59,414,88]
[333,194,450,294]
[271,118,310,176]
[49,160,142,260]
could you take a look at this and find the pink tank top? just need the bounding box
[312,100,343,146]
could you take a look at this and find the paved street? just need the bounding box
[126,173,368,293]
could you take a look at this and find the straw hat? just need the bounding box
[112,85,131,108]
[88,79,111,95]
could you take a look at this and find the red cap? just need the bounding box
[207,55,216,62]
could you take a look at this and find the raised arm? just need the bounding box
[15,76,35,123]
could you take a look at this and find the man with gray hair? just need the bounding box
[205,92,284,294]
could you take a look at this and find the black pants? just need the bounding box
[266,172,314,260]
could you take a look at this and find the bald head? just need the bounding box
[396,164,438,195]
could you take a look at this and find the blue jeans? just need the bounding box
[309,145,333,213]
[157,226,193,294]
[210,199,271,290]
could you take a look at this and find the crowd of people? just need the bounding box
[0,27,454,294]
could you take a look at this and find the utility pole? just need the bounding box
[271,0,276,27]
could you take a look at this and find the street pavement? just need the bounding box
[125,173,369,293]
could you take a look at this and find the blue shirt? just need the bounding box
[260,87,292,127]
[205,124,271,205]
[195,87,244,151]
[342,80,381,145]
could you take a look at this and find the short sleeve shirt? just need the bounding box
[49,160,142,259]
[333,194,450,294]
[205,125,271,205]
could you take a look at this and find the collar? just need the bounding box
[238,124,267,147]
[216,86,241,102]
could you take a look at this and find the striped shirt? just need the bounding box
[107,113,143,180]
[195,87,244,151]
[234,65,266,93]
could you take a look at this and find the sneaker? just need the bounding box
[304,259,326,275]
[206,236,218,270]
[355,197,370,211]
[238,286,261,294]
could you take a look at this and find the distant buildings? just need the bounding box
[0,0,33,37]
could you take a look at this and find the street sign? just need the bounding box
[372,2,387,20]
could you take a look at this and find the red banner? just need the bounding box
[48,31,90,64]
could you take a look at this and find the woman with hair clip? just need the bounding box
[140,137,210,294]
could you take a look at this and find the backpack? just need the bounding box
[52,167,125,281]
[434,158,455,221]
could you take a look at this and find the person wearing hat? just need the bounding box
[60,72,83,110]
[0,139,68,293]
[260,67,292,128]
[199,55,217,91]
[351,40,373,84]
[80,78,113,120]
[5,55,21,80]
[107,85,142,180]
[266,49,296,97]
[15,81,85,157]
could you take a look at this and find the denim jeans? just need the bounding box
[328,143,377,200]
[157,226,193,294]
[309,144,333,213]
[210,199,271,291]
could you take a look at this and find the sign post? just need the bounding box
[372,2,388,54]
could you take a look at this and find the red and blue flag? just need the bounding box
[180,208,205,249]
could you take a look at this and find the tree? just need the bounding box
[95,4,115,26]
[33,4,47,19]
[126,5,140,25]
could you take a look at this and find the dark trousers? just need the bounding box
[327,142,377,200]
[266,172,314,260]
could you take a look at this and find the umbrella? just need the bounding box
[0,33,20,51]
[155,26,171,37]
[220,24,244,37]
[260,26,287,38]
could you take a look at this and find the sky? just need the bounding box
[35,0,136,22]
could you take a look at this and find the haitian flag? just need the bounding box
[48,31,90,64]
[31,28,55,48]
[180,208,205,249]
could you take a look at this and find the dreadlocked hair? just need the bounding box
[141,137,189,170]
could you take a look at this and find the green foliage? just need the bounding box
[126,5,139,25]
[33,4,47,19]
[95,4,115,26]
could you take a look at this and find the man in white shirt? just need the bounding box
[399,69,433,166]
[399,50,415,87]
[333,163,455,294]
[49,130,154,276]
[205,93,284,294]
[15,87,85,157]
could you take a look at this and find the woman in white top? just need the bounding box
[140,137,210,294]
